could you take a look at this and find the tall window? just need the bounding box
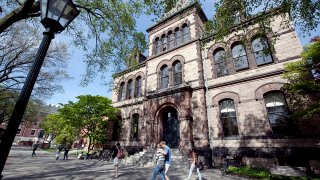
[132,114,139,140]
[264,91,289,135]
[155,38,160,55]
[252,37,273,65]
[127,79,133,99]
[214,49,228,77]
[175,28,181,46]
[173,61,182,85]
[162,35,167,51]
[135,76,142,97]
[118,82,125,101]
[168,31,174,49]
[160,65,169,89]
[219,99,239,137]
[182,24,189,43]
[232,43,249,70]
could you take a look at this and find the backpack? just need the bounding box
[117,148,124,159]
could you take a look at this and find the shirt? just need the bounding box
[163,145,171,164]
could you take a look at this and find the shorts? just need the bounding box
[113,157,120,166]
[165,164,170,175]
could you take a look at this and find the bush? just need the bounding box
[227,166,270,179]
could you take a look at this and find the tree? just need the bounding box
[204,0,320,40]
[41,95,119,152]
[0,22,70,101]
[282,37,320,118]
[0,0,186,86]
[41,113,78,147]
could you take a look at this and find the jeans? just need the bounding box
[152,165,165,180]
[186,163,202,180]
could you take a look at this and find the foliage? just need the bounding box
[0,22,71,100]
[227,166,270,178]
[41,113,78,145]
[0,0,184,87]
[282,38,320,118]
[205,0,320,40]
[0,88,51,125]
[41,95,119,152]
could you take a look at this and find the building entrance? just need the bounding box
[162,106,179,148]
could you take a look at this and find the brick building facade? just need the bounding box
[112,1,320,169]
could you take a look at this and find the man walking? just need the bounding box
[160,141,171,180]
[31,142,39,157]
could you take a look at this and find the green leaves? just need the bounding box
[283,38,320,118]
[41,95,119,147]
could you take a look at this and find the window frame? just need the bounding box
[132,114,139,140]
[160,65,169,89]
[168,31,174,49]
[173,61,182,86]
[175,28,181,46]
[135,76,142,97]
[182,24,189,43]
[214,48,228,77]
[264,91,290,135]
[127,79,133,99]
[252,37,273,66]
[118,82,125,101]
[231,43,249,71]
[219,99,239,137]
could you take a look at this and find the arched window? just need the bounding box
[162,35,167,51]
[168,31,174,49]
[127,79,133,99]
[155,38,160,55]
[173,61,182,85]
[132,113,139,140]
[232,43,249,70]
[175,28,181,46]
[118,82,125,101]
[214,49,228,77]
[135,76,142,97]
[182,24,189,43]
[252,37,273,65]
[264,91,289,135]
[219,99,239,137]
[160,65,169,89]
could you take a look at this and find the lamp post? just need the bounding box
[0,0,79,176]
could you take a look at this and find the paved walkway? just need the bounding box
[2,146,251,180]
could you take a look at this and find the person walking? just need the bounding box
[112,142,123,178]
[186,150,202,180]
[160,141,171,180]
[63,144,70,160]
[56,144,63,160]
[31,142,39,157]
[151,143,166,180]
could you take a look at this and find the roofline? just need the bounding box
[146,2,207,32]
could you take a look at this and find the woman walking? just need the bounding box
[186,150,202,180]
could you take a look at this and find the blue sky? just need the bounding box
[45,0,319,106]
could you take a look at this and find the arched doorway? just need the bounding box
[161,106,179,148]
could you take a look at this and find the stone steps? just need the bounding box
[123,148,190,169]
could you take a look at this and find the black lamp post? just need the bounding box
[0,0,79,176]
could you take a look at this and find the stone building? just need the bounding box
[112,1,320,169]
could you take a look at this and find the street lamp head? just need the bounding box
[40,0,80,33]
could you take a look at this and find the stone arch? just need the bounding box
[255,82,285,100]
[134,71,145,80]
[212,91,241,107]
[156,59,171,89]
[246,27,279,64]
[207,42,231,78]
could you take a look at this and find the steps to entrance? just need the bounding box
[123,148,190,170]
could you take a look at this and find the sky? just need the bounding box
[45,0,319,106]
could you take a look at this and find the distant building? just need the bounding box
[112,1,320,170]
[0,104,59,147]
